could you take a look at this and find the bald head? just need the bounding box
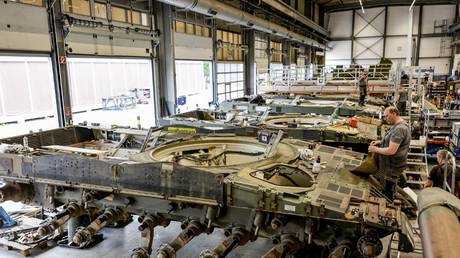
[385,106,400,116]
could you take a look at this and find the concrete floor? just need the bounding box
[0,219,423,258]
[0,221,273,258]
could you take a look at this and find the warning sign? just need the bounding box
[59,56,67,64]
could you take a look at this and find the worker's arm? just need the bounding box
[424,179,433,188]
[368,141,400,155]
[370,140,381,146]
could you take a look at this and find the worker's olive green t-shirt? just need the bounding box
[378,121,411,176]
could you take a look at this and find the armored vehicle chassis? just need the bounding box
[0,126,414,258]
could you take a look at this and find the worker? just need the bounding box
[396,89,408,116]
[425,149,460,195]
[368,106,411,200]
[357,69,369,106]
[445,93,455,110]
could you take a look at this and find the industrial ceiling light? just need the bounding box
[409,0,416,11]
[358,0,365,14]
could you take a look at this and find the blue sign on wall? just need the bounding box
[177,96,187,106]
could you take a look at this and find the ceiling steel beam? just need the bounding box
[325,0,458,12]
[260,0,329,37]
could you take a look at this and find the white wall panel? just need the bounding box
[355,59,380,66]
[420,37,452,58]
[93,63,112,101]
[354,7,385,37]
[27,61,55,114]
[0,56,56,118]
[0,62,31,115]
[174,33,213,60]
[328,11,353,38]
[0,56,58,136]
[385,37,408,58]
[421,5,455,34]
[453,54,460,74]
[353,38,383,59]
[389,58,405,68]
[68,58,153,111]
[326,60,352,66]
[326,41,352,60]
[0,2,51,51]
[419,58,450,75]
[175,60,213,112]
[386,6,420,36]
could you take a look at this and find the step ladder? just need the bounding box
[403,137,428,189]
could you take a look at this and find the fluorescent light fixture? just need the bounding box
[409,0,416,11]
[359,0,365,13]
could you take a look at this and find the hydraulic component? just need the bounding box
[72,207,129,247]
[131,215,165,258]
[199,227,250,258]
[38,202,86,237]
[261,234,303,258]
[157,220,204,258]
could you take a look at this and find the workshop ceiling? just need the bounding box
[318,0,459,12]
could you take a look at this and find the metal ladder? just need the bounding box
[402,67,428,188]
[404,138,429,189]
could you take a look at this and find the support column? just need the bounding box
[154,2,176,116]
[305,1,311,20]
[243,30,255,95]
[282,40,291,81]
[449,3,459,74]
[382,6,388,58]
[267,34,271,70]
[306,45,312,65]
[212,20,218,103]
[415,5,423,65]
[406,8,414,67]
[149,1,159,125]
[318,4,325,27]
[47,0,72,126]
[351,10,355,63]
[282,40,291,66]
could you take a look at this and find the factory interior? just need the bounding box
[1,0,460,257]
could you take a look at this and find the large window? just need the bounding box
[68,57,155,128]
[172,10,212,37]
[173,21,211,37]
[270,41,282,63]
[0,56,58,137]
[62,0,150,26]
[217,62,244,102]
[217,30,243,61]
[175,60,213,113]
[255,35,268,59]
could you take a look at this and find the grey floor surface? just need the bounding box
[0,219,423,258]
[0,220,273,258]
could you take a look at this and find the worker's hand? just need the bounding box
[370,140,381,146]
[368,145,378,153]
